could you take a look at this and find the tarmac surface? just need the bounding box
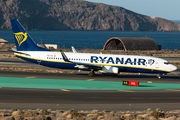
[0,71,180,111]
[0,51,180,111]
[0,87,180,111]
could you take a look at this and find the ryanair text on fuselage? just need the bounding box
[90,56,154,66]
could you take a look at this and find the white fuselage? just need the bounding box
[15,51,177,74]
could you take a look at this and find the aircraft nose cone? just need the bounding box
[171,65,177,71]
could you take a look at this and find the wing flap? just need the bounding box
[74,61,102,70]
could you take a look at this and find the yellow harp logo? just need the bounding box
[14,32,28,46]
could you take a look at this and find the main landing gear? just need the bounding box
[89,70,95,77]
[157,74,161,79]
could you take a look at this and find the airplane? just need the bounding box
[11,19,177,79]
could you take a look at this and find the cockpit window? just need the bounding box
[164,62,171,65]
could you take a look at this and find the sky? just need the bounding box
[85,0,180,20]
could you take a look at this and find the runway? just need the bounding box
[0,87,180,111]
[0,70,180,110]
[0,54,180,110]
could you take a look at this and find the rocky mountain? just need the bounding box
[0,0,180,31]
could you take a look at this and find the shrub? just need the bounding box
[11,108,18,111]
[56,110,64,113]
[91,109,98,113]
[103,110,111,113]
[151,110,165,118]
[40,110,51,115]
[70,111,85,117]
[176,62,180,65]
[23,110,37,117]
[69,109,75,112]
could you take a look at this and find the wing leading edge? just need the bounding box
[60,50,102,70]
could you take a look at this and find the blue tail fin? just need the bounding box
[11,19,50,51]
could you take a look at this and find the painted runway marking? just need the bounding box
[118,90,135,92]
[166,89,180,92]
[25,76,36,78]
[87,79,95,81]
[147,81,152,83]
[61,89,70,92]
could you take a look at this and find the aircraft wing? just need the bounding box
[73,61,102,70]
[60,50,102,70]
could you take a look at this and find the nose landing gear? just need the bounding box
[157,73,167,79]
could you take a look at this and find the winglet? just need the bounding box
[60,50,70,62]
[71,46,77,53]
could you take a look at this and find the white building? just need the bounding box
[0,38,8,45]
[44,44,60,50]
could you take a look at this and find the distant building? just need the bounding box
[37,44,60,50]
[0,38,15,49]
[37,43,47,48]
[44,44,60,50]
[103,37,159,51]
[0,38,8,45]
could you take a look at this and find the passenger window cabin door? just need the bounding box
[37,54,41,64]
[155,60,159,68]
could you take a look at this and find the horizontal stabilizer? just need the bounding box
[12,48,17,52]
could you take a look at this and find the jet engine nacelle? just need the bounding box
[101,66,119,76]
